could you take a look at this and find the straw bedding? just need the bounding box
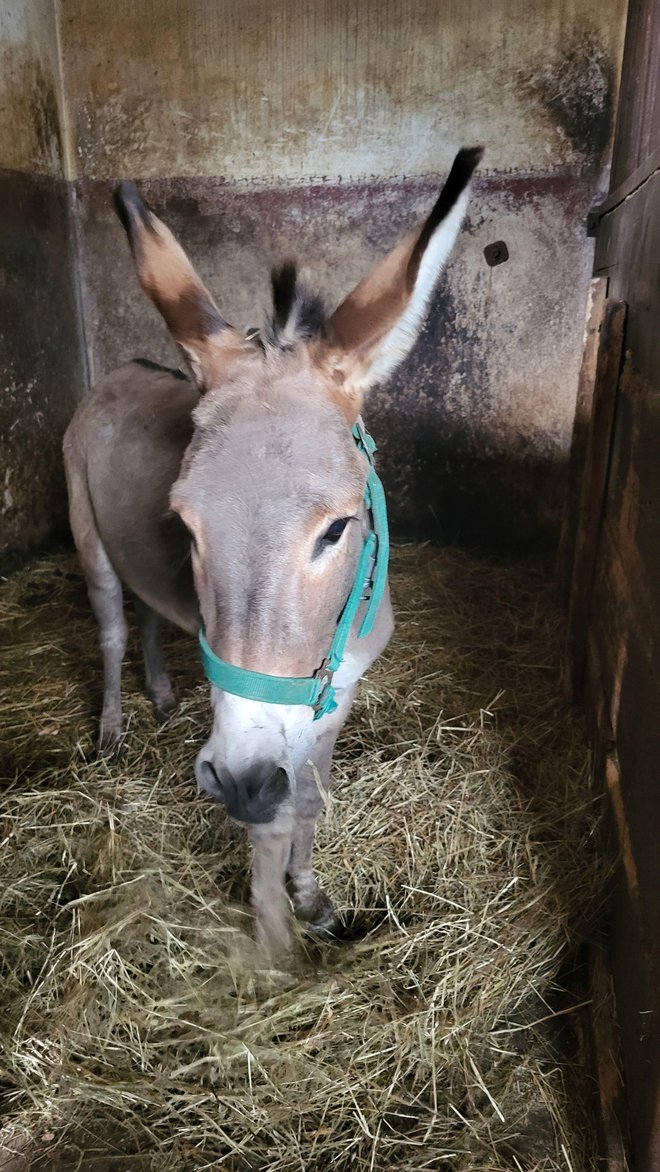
[0,546,607,1170]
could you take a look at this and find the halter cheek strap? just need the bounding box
[198,420,390,720]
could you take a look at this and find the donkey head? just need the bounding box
[115,147,482,825]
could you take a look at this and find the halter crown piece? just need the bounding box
[198,419,389,720]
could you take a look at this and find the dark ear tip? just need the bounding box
[113,181,137,230]
[115,179,140,200]
[114,180,140,210]
[457,145,485,171]
[113,181,152,236]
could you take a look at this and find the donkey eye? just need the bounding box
[323,518,350,544]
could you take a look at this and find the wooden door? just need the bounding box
[561,1,660,1165]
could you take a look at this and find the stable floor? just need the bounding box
[0,546,607,1170]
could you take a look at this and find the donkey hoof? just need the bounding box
[98,717,123,755]
[149,685,177,725]
[294,889,338,937]
[154,697,177,725]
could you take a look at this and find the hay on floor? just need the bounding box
[0,546,608,1170]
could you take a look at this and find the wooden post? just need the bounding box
[564,299,627,701]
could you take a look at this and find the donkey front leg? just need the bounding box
[288,809,336,934]
[134,598,177,723]
[288,695,355,934]
[248,812,295,963]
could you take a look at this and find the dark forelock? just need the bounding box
[269,262,326,347]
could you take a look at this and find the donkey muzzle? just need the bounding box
[196,756,290,824]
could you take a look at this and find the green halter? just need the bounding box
[198,420,389,720]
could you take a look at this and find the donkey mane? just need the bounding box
[269,261,326,348]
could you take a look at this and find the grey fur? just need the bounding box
[64,353,392,959]
[64,149,478,958]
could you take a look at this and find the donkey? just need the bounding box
[63,146,482,959]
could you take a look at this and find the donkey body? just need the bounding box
[64,147,482,958]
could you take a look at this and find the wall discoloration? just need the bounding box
[0,171,83,553]
[51,0,625,546]
[518,33,616,168]
[0,3,84,556]
[0,1,63,176]
[0,0,628,552]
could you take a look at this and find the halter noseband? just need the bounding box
[198,419,389,720]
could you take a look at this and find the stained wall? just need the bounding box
[2,0,628,552]
[0,1,83,557]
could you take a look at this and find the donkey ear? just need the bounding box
[322,147,483,415]
[114,183,244,390]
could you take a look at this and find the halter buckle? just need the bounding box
[312,659,337,719]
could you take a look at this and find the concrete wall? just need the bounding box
[1,0,628,553]
[0,1,83,558]
[0,0,63,177]
[59,0,622,183]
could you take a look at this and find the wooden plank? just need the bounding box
[588,939,630,1172]
[604,644,660,1170]
[588,520,660,739]
[556,277,608,603]
[563,299,626,700]
[595,170,660,380]
[609,0,660,190]
[592,144,660,224]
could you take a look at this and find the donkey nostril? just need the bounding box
[269,767,290,803]
[195,756,224,797]
[245,770,265,801]
[196,756,290,824]
[244,766,290,823]
[243,765,287,799]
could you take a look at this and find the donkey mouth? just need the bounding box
[196,758,290,825]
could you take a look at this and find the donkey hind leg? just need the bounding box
[68,537,127,751]
[65,464,128,750]
[85,551,127,750]
[134,598,177,723]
